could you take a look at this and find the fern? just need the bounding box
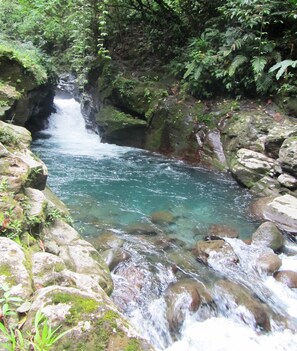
[251,56,267,77]
[228,55,248,76]
[269,59,297,80]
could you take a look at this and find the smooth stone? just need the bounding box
[277,173,297,189]
[251,221,284,251]
[274,270,297,288]
[256,252,282,274]
[215,279,271,331]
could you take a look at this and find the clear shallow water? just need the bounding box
[32,97,297,351]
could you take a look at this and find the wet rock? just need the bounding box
[193,240,238,266]
[126,222,160,236]
[229,148,279,188]
[43,186,70,216]
[277,173,297,190]
[274,270,297,288]
[88,231,124,252]
[215,279,271,331]
[279,137,297,177]
[102,248,131,271]
[250,175,282,196]
[150,211,175,225]
[256,252,282,274]
[207,224,239,239]
[165,279,205,333]
[251,221,284,251]
[0,237,32,299]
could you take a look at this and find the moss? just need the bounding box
[51,292,99,326]
[54,262,65,273]
[124,338,142,351]
[0,127,20,147]
[0,263,17,285]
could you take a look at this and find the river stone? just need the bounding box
[0,237,32,299]
[277,173,297,189]
[273,270,297,288]
[150,211,175,225]
[23,286,151,351]
[230,148,279,188]
[262,195,297,233]
[279,137,297,177]
[87,231,124,252]
[102,248,131,271]
[215,279,271,331]
[193,240,238,266]
[165,279,203,333]
[207,224,239,239]
[251,221,284,251]
[256,252,282,274]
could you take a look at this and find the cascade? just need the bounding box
[32,96,297,351]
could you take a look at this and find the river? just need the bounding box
[32,96,297,351]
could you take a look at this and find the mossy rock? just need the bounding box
[96,105,147,146]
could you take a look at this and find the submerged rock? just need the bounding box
[150,211,175,225]
[126,222,161,236]
[256,252,282,274]
[251,221,284,251]
[215,279,271,331]
[88,231,124,252]
[102,248,131,271]
[207,224,239,239]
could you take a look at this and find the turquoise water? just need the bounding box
[32,97,259,245]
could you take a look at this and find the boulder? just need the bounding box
[165,279,212,333]
[229,148,279,188]
[207,224,239,239]
[277,173,297,190]
[251,221,284,251]
[256,252,282,274]
[150,211,175,225]
[215,279,271,331]
[193,240,238,266]
[125,222,160,236]
[279,137,297,177]
[273,270,297,288]
[262,195,297,233]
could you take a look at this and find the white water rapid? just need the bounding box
[33,97,297,351]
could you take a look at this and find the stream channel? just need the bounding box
[32,96,297,350]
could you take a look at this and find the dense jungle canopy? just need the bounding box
[1,0,297,98]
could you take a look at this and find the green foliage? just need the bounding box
[0,128,20,148]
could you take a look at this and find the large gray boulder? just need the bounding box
[251,221,284,251]
[229,148,279,188]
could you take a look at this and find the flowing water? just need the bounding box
[32,96,297,351]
